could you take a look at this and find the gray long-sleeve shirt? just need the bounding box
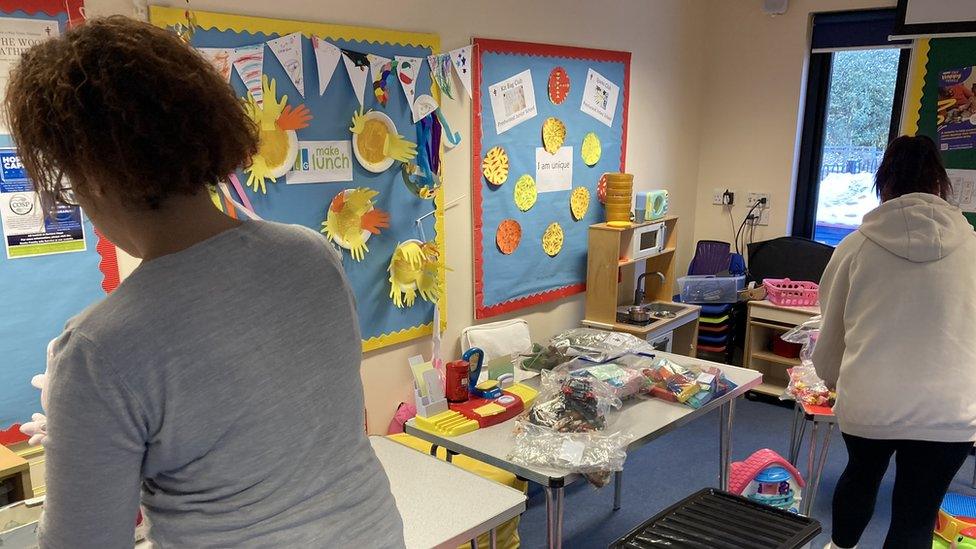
[39,220,405,548]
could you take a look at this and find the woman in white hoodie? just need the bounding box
[815,135,976,549]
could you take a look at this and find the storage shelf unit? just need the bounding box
[744,301,820,397]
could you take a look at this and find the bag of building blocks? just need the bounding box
[546,328,656,363]
[507,423,633,486]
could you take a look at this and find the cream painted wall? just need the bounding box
[86,0,709,433]
[692,0,895,248]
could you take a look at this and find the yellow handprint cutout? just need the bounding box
[388,240,444,308]
[241,75,312,194]
[350,108,418,172]
[322,188,390,262]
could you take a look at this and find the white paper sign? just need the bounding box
[267,32,304,97]
[580,68,620,127]
[488,69,537,134]
[232,44,265,106]
[286,141,354,184]
[0,17,59,133]
[947,169,976,212]
[311,37,342,96]
[535,147,573,192]
[341,51,370,108]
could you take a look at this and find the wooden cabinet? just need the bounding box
[0,444,32,504]
[744,301,820,397]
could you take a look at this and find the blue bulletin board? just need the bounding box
[0,6,109,437]
[150,8,445,352]
[471,39,630,318]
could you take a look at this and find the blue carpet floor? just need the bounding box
[517,395,976,548]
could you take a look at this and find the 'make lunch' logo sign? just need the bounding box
[286,140,354,184]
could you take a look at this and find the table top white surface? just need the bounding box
[405,352,763,485]
[369,436,527,549]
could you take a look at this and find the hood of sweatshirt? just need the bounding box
[858,192,974,263]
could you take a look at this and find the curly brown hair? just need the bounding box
[4,16,258,210]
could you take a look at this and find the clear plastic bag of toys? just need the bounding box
[507,423,633,483]
[644,357,738,409]
[557,352,658,401]
[521,368,623,432]
[779,316,833,406]
[547,328,656,363]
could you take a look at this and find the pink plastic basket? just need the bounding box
[762,278,819,307]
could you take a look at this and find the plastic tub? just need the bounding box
[678,275,745,304]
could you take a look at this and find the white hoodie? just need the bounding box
[813,192,976,442]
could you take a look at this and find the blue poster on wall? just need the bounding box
[471,39,630,318]
[151,7,445,353]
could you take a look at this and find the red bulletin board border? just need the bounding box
[471,38,630,319]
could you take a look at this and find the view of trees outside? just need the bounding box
[815,48,900,246]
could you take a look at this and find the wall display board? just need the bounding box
[906,37,976,228]
[471,38,630,319]
[0,1,105,442]
[150,7,446,353]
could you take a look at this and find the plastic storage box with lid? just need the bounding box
[678,274,745,304]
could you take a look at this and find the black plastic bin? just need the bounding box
[611,488,822,549]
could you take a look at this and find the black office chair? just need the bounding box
[746,237,835,285]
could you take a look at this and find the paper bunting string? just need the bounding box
[413,94,438,123]
[395,55,421,107]
[232,44,265,106]
[450,45,473,98]
[311,36,342,96]
[367,53,394,107]
[267,32,305,98]
[341,48,371,108]
[427,53,454,100]
[197,47,233,82]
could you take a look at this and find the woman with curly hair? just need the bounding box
[5,16,404,548]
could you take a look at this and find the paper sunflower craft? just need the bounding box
[242,75,312,194]
[321,188,390,262]
[350,108,417,173]
[389,239,444,308]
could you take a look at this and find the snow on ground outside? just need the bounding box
[816,171,879,227]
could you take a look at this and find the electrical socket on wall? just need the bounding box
[757,208,770,226]
[713,188,735,206]
[747,192,771,207]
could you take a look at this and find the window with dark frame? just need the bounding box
[792,9,912,246]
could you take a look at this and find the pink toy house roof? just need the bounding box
[729,448,806,495]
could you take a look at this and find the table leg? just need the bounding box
[788,402,804,465]
[613,470,623,511]
[719,400,735,490]
[806,422,834,515]
[489,528,497,549]
[545,484,565,549]
[470,540,477,549]
[802,421,820,516]
[554,485,564,549]
[545,487,555,549]
[972,444,976,489]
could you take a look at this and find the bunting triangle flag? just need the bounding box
[197,47,233,82]
[427,53,454,100]
[267,32,305,98]
[232,44,265,106]
[395,55,421,107]
[367,53,394,107]
[341,48,371,107]
[311,36,342,96]
[450,45,473,98]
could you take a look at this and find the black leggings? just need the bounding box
[831,433,972,549]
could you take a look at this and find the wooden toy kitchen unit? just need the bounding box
[582,216,700,356]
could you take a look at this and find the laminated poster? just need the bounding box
[937,65,976,151]
[0,150,86,259]
[0,17,60,133]
[580,68,620,128]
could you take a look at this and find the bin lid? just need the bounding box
[611,488,821,549]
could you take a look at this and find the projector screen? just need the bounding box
[893,0,976,37]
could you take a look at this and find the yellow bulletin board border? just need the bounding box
[149,6,446,353]
[901,38,930,136]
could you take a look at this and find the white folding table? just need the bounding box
[369,436,527,549]
[404,353,762,549]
